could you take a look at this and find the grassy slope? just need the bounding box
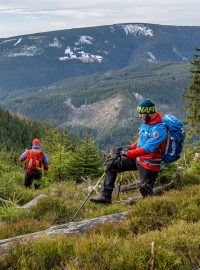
[0,164,199,269]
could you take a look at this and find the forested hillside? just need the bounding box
[0,107,46,153]
[1,61,190,148]
[0,106,79,164]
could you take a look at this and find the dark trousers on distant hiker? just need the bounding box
[24,170,42,189]
[102,157,158,198]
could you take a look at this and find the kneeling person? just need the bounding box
[90,99,167,204]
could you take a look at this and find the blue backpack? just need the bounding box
[162,114,185,163]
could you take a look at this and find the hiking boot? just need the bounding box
[90,195,111,204]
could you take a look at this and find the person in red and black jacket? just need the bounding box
[19,138,48,189]
[90,98,168,204]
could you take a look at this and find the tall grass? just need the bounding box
[0,219,50,240]
[0,220,199,270]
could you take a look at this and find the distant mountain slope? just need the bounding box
[1,62,190,149]
[0,23,199,92]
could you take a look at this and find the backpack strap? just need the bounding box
[146,122,169,163]
[157,127,170,159]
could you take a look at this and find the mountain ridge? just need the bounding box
[0,23,199,92]
[2,22,200,39]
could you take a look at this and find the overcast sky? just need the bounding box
[0,0,200,38]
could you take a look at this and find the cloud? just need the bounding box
[0,0,200,38]
[0,0,198,15]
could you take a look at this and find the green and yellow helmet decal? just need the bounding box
[137,98,156,114]
[137,106,156,114]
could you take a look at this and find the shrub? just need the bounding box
[0,206,30,222]
[0,236,75,270]
[29,196,78,224]
[179,167,200,186]
[128,185,200,234]
[156,163,178,185]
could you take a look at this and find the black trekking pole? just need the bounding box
[70,154,120,222]
[117,173,123,200]
[116,155,123,200]
[104,154,120,172]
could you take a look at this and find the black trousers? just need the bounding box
[24,170,42,189]
[102,157,158,198]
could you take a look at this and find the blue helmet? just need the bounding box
[137,98,156,114]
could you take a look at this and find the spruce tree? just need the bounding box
[49,142,71,181]
[184,48,200,134]
[66,133,103,182]
[41,127,70,181]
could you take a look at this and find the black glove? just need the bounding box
[116,147,127,157]
[120,149,127,157]
[116,147,123,156]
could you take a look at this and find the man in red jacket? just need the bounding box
[90,98,167,204]
[19,138,48,189]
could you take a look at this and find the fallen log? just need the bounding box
[19,194,47,209]
[119,183,138,193]
[125,181,175,205]
[0,198,11,204]
[0,211,128,254]
[0,194,47,209]
[153,180,175,195]
[119,180,175,194]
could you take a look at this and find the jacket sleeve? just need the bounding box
[131,140,138,150]
[143,124,167,154]
[19,150,27,162]
[127,147,147,158]
[42,152,49,171]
